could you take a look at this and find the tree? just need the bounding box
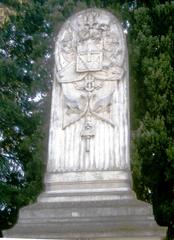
[0,0,51,233]
[129,2,174,239]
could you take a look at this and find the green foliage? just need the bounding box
[129,2,174,238]
[0,0,51,232]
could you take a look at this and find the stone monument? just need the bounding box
[3,8,166,239]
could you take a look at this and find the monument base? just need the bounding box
[3,171,166,239]
[2,238,166,240]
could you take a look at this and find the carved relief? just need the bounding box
[48,8,129,172]
[55,10,125,152]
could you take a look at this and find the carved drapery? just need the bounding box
[47,9,130,172]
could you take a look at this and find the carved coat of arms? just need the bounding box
[55,10,125,151]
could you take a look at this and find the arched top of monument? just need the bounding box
[55,8,126,83]
[58,8,125,38]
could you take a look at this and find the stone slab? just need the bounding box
[3,237,166,240]
[40,170,132,202]
[3,198,166,239]
[2,238,165,240]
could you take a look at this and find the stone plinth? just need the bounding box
[39,171,131,202]
[3,171,166,239]
[2,238,166,240]
[3,199,166,239]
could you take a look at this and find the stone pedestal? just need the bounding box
[3,171,166,239]
[39,171,132,202]
[3,200,166,239]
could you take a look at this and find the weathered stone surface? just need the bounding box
[3,198,166,239]
[47,8,130,173]
[3,8,167,239]
[2,238,166,240]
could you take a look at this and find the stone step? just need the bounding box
[3,199,166,239]
[38,190,136,203]
[24,198,152,208]
[19,203,153,220]
[2,238,166,240]
[18,215,155,224]
[4,219,166,239]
